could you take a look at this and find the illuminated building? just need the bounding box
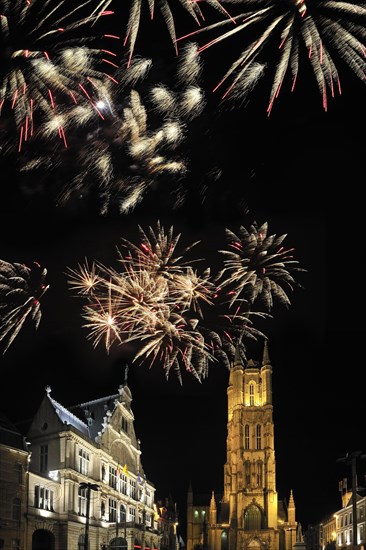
[187,341,298,550]
[0,373,165,549]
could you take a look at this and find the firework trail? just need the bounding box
[177,0,366,112]
[90,0,231,64]
[0,0,119,150]
[0,259,49,354]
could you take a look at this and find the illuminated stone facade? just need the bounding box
[0,376,178,550]
[187,342,298,550]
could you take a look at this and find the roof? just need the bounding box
[0,410,29,451]
[44,384,132,441]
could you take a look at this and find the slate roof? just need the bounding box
[0,410,28,451]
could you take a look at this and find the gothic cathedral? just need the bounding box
[187,341,298,550]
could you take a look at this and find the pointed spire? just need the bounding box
[233,341,243,370]
[210,490,217,525]
[210,491,216,509]
[262,339,271,367]
[287,489,296,523]
[296,523,303,542]
[124,364,129,385]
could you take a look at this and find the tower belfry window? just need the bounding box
[256,425,262,450]
[249,384,255,406]
[244,424,250,450]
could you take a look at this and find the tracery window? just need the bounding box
[244,504,262,530]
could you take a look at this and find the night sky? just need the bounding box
[1,0,366,539]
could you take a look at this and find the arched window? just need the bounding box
[256,461,263,487]
[244,504,262,530]
[256,425,261,450]
[78,534,88,550]
[221,530,228,550]
[249,384,255,406]
[244,425,250,450]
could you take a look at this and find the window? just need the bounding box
[40,445,48,473]
[78,486,88,516]
[121,474,127,495]
[34,485,54,511]
[256,425,261,450]
[256,461,263,487]
[121,417,129,433]
[145,488,151,507]
[120,504,126,522]
[109,499,117,522]
[244,425,250,450]
[249,384,255,406]
[244,504,262,530]
[78,534,88,550]
[129,507,136,523]
[79,448,90,476]
[12,498,21,521]
[11,540,20,549]
[109,466,118,490]
[130,480,137,500]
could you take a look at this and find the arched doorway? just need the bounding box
[111,536,128,549]
[32,529,55,550]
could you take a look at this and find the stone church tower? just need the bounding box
[187,341,298,550]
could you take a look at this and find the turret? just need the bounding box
[260,339,272,405]
[209,491,217,525]
[227,343,244,421]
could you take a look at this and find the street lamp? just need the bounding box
[80,482,99,550]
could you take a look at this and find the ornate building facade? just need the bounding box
[187,342,298,550]
[0,373,178,550]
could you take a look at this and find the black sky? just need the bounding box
[1,0,366,539]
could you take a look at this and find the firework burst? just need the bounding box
[66,223,222,383]
[217,220,305,312]
[178,0,366,112]
[0,0,119,150]
[20,42,207,214]
[0,259,49,353]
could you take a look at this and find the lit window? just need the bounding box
[256,425,261,450]
[79,448,90,476]
[34,485,54,511]
[249,384,255,406]
[109,466,117,490]
[78,486,88,516]
[109,499,117,522]
[244,425,250,450]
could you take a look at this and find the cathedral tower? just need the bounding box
[187,341,298,550]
